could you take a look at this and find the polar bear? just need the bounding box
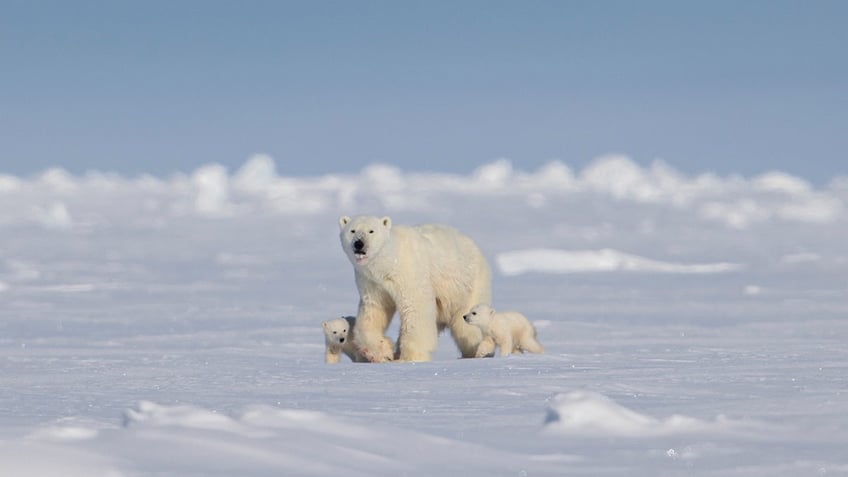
[322,316,395,364]
[463,304,544,358]
[339,215,492,362]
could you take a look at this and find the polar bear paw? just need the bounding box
[356,341,394,363]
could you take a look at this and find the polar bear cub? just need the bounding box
[462,304,544,358]
[322,316,394,364]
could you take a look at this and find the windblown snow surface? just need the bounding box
[2,155,847,476]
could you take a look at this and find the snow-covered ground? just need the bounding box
[2,155,847,476]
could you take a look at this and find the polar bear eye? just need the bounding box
[369,230,374,234]
[332,331,337,334]
[350,229,356,234]
[342,329,347,333]
[472,311,477,315]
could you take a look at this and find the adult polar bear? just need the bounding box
[339,215,492,362]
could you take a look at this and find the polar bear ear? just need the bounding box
[489,307,496,316]
[339,216,350,229]
[381,216,391,229]
[322,321,330,331]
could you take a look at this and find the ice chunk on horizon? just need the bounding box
[35,201,74,229]
[191,164,232,216]
[0,154,843,229]
[580,155,663,202]
[753,171,812,196]
[496,248,742,276]
[233,153,278,193]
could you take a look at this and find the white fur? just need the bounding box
[463,304,544,358]
[339,215,492,362]
[322,316,394,364]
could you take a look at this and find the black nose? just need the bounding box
[339,337,345,343]
[353,239,364,251]
[463,315,469,322]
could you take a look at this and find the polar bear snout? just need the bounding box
[352,238,368,262]
[352,238,373,264]
[339,336,345,343]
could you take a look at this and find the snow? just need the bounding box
[192,164,234,217]
[543,391,764,438]
[2,155,848,476]
[496,248,742,276]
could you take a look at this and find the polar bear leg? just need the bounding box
[449,318,485,358]
[352,300,396,363]
[498,334,514,357]
[378,336,396,361]
[396,296,438,362]
[450,269,493,358]
[519,332,545,354]
[325,347,341,364]
[474,336,496,358]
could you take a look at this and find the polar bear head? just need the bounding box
[338,215,392,266]
[463,304,496,333]
[322,316,354,345]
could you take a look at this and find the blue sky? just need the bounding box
[1,0,846,182]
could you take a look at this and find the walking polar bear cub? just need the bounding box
[339,215,492,362]
[463,304,544,357]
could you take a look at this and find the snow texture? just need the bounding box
[2,155,847,476]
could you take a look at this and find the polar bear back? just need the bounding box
[494,311,536,341]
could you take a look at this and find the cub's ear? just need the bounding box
[339,216,351,229]
[489,308,496,316]
[322,321,330,331]
[381,216,392,228]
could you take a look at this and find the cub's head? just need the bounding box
[462,304,496,330]
[322,317,353,345]
[338,215,392,266]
